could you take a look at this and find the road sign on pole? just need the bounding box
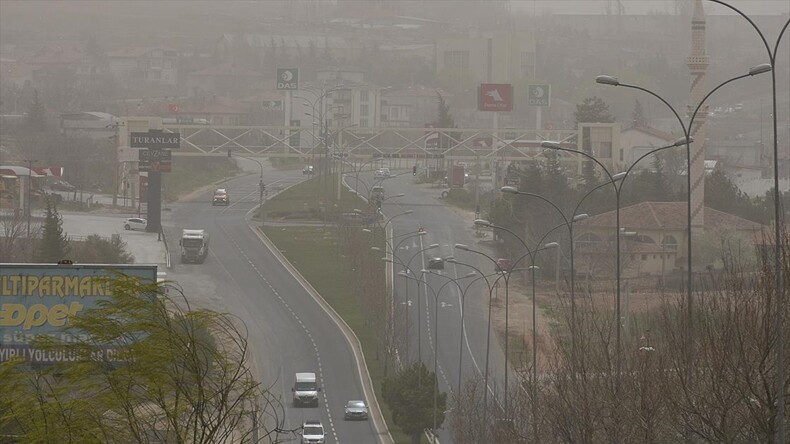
[528,84,551,107]
[276,68,299,90]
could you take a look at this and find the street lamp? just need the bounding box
[399,242,440,364]
[539,137,690,400]
[421,270,476,436]
[595,62,771,402]
[700,4,787,438]
[229,153,265,211]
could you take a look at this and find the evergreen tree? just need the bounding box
[650,152,672,200]
[34,197,70,262]
[436,92,461,150]
[631,98,648,128]
[575,96,614,188]
[382,363,446,444]
[705,169,762,222]
[574,96,614,125]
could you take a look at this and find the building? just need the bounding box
[186,62,265,99]
[105,47,178,87]
[381,85,440,128]
[575,201,764,276]
[60,112,117,140]
[436,30,537,85]
[619,126,676,169]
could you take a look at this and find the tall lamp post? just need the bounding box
[419,269,477,436]
[398,242,440,365]
[701,4,788,439]
[23,159,37,242]
[594,63,772,405]
[230,153,264,211]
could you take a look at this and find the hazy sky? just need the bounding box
[514,1,790,16]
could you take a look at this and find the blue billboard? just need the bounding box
[0,264,157,363]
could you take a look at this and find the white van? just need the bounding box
[292,372,321,407]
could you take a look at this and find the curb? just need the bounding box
[244,196,394,444]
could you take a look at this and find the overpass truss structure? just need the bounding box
[162,123,578,162]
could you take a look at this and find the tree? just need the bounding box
[34,197,70,262]
[72,234,135,264]
[574,96,614,125]
[382,363,446,444]
[631,98,648,128]
[705,169,762,222]
[436,92,461,150]
[0,277,284,443]
[575,96,614,188]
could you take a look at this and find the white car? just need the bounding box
[301,421,325,444]
[374,168,391,179]
[123,218,147,231]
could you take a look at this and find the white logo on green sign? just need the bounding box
[277,68,299,90]
[528,85,550,107]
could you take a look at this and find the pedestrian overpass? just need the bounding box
[162,123,578,163]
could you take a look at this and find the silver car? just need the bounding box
[123,217,147,231]
[344,400,368,420]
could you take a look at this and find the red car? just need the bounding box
[495,258,513,273]
[212,189,229,206]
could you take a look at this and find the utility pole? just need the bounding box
[23,159,37,241]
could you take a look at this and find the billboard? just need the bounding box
[276,68,299,90]
[478,83,513,112]
[0,264,157,363]
[528,84,550,107]
[130,130,181,149]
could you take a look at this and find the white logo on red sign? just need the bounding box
[479,84,513,112]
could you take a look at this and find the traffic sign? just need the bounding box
[276,68,299,90]
[528,85,550,107]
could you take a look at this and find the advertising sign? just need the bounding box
[276,68,299,90]
[0,264,157,363]
[425,123,439,149]
[130,130,181,149]
[478,83,513,112]
[138,149,172,173]
[528,84,551,107]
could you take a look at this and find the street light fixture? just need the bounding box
[595,63,770,407]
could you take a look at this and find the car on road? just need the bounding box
[292,372,321,407]
[49,180,76,192]
[212,188,229,206]
[301,421,325,444]
[373,168,390,179]
[303,165,314,175]
[344,400,368,420]
[123,217,147,231]
[427,257,445,270]
[495,258,513,273]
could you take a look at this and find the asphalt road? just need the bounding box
[161,167,381,444]
[356,170,511,444]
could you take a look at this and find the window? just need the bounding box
[444,50,469,69]
[360,89,369,102]
[641,254,647,260]
[662,235,678,251]
[360,104,369,116]
[390,107,399,120]
[151,58,162,68]
[360,118,368,127]
[164,59,174,69]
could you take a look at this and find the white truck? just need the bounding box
[292,372,321,407]
[179,229,209,264]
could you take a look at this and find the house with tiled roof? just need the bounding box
[574,201,764,276]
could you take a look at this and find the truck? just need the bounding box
[292,372,321,407]
[179,229,209,264]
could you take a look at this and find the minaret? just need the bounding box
[687,0,709,231]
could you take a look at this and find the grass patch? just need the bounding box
[268,157,303,170]
[163,157,240,201]
[262,225,419,444]
[261,173,368,221]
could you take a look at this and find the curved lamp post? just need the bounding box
[701,5,788,439]
[595,63,771,403]
[420,270,477,436]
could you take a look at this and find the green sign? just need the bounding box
[276,68,299,90]
[528,84,550,107]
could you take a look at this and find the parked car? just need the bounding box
[427,257,445,270]
[495,258,513,273]
[301,420,325,444]
[123,217,147,231]
[49,180,76,192]
[344,400,369,420]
